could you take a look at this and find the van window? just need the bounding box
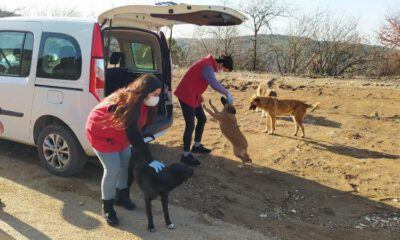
[37,33,82,80]
[0,31,33,77]
[130,42,156,71]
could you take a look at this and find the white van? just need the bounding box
[0,3,246,176]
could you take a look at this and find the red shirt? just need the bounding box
[174,54,218,108]
[86,103,148,152]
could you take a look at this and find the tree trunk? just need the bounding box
[253,30,258,71]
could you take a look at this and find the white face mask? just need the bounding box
[144,96,160,107]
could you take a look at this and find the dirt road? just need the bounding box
[1,70,400,239]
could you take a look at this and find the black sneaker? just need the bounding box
[191,144,212,154]
[181,154,201,166]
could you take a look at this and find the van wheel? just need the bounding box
[37,124,87,176]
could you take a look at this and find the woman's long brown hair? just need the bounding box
[105,73,161,129]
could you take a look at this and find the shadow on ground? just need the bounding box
[278,115,342,129]
[274,134,400,160]
[0,201,51,240]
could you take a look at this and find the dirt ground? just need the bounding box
[1,69,400,240]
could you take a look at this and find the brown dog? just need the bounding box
[203,97,252,164]
[249,96,319,137]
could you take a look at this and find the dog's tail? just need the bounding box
[306,102,320,112]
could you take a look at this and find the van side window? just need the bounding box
[0,31,34,77]
[37,33,82,80]
[130,42,156,71]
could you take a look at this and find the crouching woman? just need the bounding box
[85,74,165,226]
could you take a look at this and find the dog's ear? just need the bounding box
[220,96,228,105]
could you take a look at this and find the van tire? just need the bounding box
[37,124,87,176]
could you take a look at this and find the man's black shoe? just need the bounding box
[181,154,201,166]
[191,144,212,154]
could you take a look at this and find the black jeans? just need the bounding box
[179,99,207,152]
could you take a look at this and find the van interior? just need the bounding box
[103,27,171,135]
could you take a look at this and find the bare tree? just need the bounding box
[0,7,20,18]
[22,6,81,17]
[269,12,321,74]
[379,11,400,49]
[311,12,367,76]
[240,0,289,70]
[269,9,369,76]
[376,10,400,76]
[207,26,239,56]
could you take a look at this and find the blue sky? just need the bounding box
[3,0,399,41]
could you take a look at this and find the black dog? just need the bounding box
[128,151,193,232]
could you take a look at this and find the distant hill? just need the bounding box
[173,33,387,75]
[175,34,288,48]
[175,34,381,53]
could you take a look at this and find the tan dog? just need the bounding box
[203,97,252,164]
[256,78,277,118]
[249,96,319,137]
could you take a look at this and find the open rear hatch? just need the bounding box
[98,3,247,30]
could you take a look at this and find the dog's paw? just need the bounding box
[148,227,157,233]
[262,129,269,133]
[167,223,176,230]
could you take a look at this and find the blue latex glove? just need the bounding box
[149,160,165,173]
[226,92,234,105]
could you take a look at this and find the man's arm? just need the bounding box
[202,65,229,96]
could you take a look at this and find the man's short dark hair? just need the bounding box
[216,55,233,71]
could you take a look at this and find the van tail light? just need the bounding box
[89,23,105,102]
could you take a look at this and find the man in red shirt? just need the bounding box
[174,55,234,166]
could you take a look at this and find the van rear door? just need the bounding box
[159,31,171,118]
[98,4,247,30]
